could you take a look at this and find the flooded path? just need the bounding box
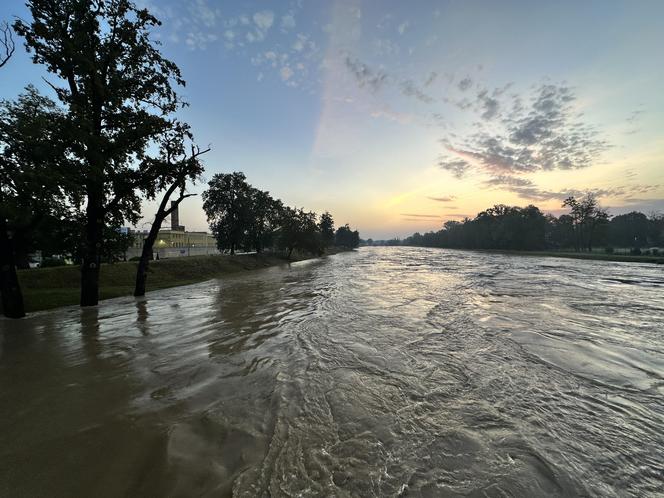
[1,247,663,497]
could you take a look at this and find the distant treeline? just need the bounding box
[372,194,663,254]
[203,172,360,257]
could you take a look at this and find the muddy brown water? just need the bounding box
[1,247,663,497]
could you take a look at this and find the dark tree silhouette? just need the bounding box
[134,124,207,297]
[335,224,360,249]
[608,211,650,249]
[563,194,608,252]
[0,88,73,318]
[245,188,282,253]
[319,212,335,248]
[14,0,185,306]
[203,172,253,255]
[278,207,321,258]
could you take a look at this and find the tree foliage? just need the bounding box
[203,171,357,258]
[395,194,663,253]
[14,0,186,306]
[335,224,360,249]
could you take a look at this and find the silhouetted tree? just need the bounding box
[562,194,608,252]
[203,172,253,255]
[0,88,74,318]
[608,211,651,249]
[335,224,360,249]
[319,211,335,248]
[15,0,185,306]
[278,207,321,258]
[134,124,207,296]
[245,188,281,253]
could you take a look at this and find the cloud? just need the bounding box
[626,109,644,123]
[292,33,308,51]
[344,56,388,92]
[438,157,471,178]
[458,77,473,91]
[400,213,442,219]
[424,72,438,87]
[253,10,274,30]
[428,195,456,202]
[397,21,410,35]
[482,174,660,203]
[400,80,434,103]
[477,89,499,120]
[442,84,610,176]
[280,66,293,81]
[281,13,296,31]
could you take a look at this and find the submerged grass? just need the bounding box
[14,250,343,313]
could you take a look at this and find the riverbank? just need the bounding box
[470,248,664,264]
[12,249,348,313]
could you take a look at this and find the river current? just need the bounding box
[1,247,663,497]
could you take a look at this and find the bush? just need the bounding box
[604,246,614,254]
[652,248,660,256]
[642,249,652,256]
[129,256,141,262]
[41,257,67,268]
[630,247,642,256]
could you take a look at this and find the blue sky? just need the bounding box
[2,0,663,238]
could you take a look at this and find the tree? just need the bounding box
[15,0,185,306]
[0,22,15,68]
[203,172,253,255]
[319,211,335,248]
[562,194,608,252]
[0,88,74,318]
[335,224,360,249]
[608,212,650,249]
[134,125,207,296]
[277,207,321,258]
[245,188,281,253]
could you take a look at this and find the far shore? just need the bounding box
[392,246,664,265]
[11,248,350,314]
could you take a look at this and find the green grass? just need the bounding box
[474,249,664,264]
[13,250,343,313]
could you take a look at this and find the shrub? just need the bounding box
[604,246,614,254]
[630,248,642,256]
[129,256,141,262]
[652,248,660,256]
[642,249,652,256]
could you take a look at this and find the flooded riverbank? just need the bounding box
[1,247,662,497]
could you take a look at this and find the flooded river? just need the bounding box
[1,247,663,497]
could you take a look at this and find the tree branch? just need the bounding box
[0,22,15,68]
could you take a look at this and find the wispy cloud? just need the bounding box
[437,157,471,178]
[441,83,610,177]
[344,56,388,92]
[400,213,442,218]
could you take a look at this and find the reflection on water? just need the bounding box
[1,248,663,497]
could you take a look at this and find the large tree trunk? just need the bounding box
[0,217,26,318]
[134,219,162,297]
[80,198,103,307]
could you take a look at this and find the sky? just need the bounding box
[1,0,663,239]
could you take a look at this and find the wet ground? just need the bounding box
[1,247,663,497]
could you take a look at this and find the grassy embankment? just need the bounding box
[473,249,664,264]
[13,249,345,313]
